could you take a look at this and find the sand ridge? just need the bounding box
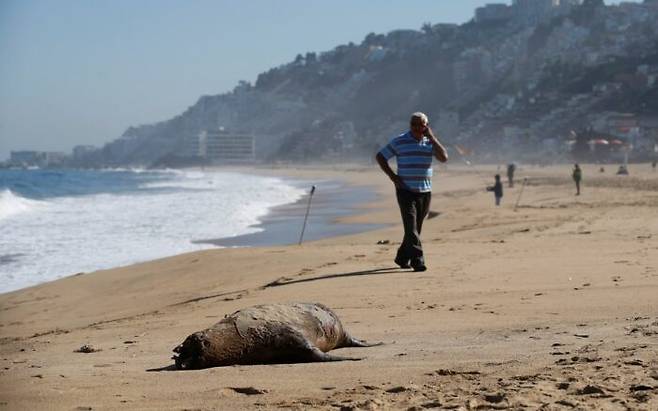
[1,163,657,410]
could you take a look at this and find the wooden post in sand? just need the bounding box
[514,177,528,212]
[299,185,316,245]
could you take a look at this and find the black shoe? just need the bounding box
[394,256,411,269]
[411,259,427,272]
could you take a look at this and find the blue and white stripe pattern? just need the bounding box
[379,131,434,193]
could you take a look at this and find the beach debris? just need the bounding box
[74,344,100,353]
[376,239,390,245]
[298,185,316,245]
[228,387,269,395]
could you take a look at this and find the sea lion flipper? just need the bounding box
[306,347,362,362]
[345,337,384,348]
[277,327,361,363]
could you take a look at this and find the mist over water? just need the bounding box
[0,169,305,293]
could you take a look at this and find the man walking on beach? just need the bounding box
[507,163,516,188]
[375,112,448,272]
[572,163,582,196]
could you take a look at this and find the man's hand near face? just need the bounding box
[424,126,448,163]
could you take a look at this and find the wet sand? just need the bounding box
[1,163,657,410]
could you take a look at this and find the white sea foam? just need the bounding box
[0,171,305,293]
[0,189,46,220]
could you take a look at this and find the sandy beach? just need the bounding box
[1,163,657,410]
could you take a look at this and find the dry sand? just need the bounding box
[1,163,657,410]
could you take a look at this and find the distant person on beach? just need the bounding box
[375,112,448,272]
[572,164,582,196]
[487,174,503,206]
[507,163,516,188]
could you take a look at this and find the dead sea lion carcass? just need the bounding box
[173,302,381,369]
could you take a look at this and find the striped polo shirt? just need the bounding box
[378,131,434,193]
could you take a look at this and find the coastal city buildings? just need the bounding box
[188,129,255,163]
[9,151,67,167]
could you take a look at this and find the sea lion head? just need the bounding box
[172,326,245,370]
[172,331,214,370]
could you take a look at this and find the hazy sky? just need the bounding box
[0,0,639,160]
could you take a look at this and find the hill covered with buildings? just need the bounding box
[27,0,657,168]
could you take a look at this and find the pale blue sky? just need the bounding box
[0,0,638,160]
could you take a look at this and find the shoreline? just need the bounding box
[195,174,385,247]
[4,168,378,294]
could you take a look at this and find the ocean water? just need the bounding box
[0,169,305,293]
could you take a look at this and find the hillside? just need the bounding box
[86,1,658,166]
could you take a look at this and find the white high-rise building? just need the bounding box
[189,129,255,162]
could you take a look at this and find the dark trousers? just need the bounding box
[395,189,431,263]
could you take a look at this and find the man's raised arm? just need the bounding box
[425,127,448,163]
